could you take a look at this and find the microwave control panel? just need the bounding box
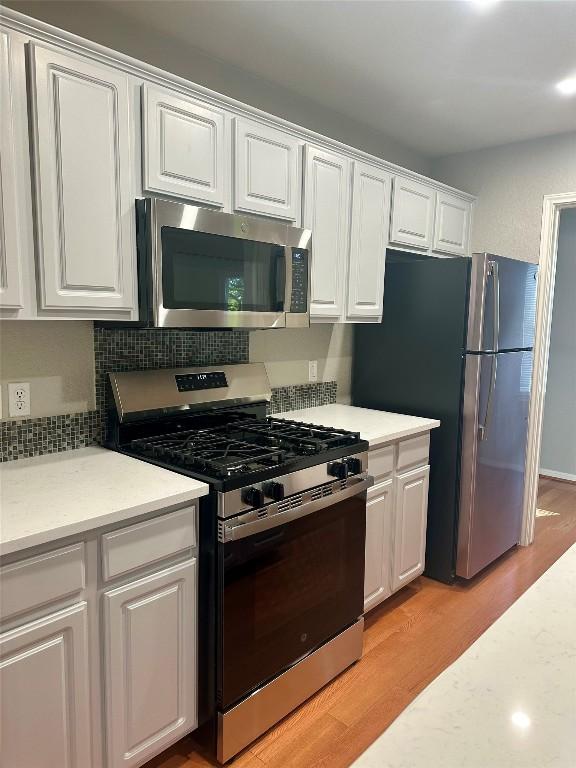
[290,248,309,313]
[175,371,228,392]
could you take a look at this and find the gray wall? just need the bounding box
[540,208,576,480]
[430,132,576,264]
[6,0,430,175]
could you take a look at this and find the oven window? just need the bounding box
[219,495,366,710]
[161,227,285,312]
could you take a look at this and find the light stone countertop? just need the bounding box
[0,447,209,557]
[276,404,440,447]
[353,542,576,768]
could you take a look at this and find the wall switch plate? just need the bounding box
[308,360,318,383]
[8,382,31,417]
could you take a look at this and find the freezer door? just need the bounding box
[467,253,538,352]
[457,350,533,578]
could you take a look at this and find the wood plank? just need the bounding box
[146,478,576,768]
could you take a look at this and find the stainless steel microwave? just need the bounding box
[135,198,312,329]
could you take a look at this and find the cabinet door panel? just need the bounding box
[433,192,471,255]
[143,84,227,206]
[347,162,390,320]
[29,43,135,311]
[0,602,92,768]
[234,118,301,221]
[390,176,435,250]
[103,559,197,768]
[392,465,430,591]
[304,146,351,321]
[364,479,393,612]
[0,30,25,310]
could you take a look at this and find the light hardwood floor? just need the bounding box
[146,478,576,768]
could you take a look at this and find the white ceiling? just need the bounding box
[104,0,576,157]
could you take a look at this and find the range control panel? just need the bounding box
[175,371,228,392]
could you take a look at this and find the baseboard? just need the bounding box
[539,469,576,484]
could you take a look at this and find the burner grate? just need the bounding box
[235,418,361,455]
[126,417,362,480]
[129,428,287,477]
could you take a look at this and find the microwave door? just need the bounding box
[151,201,288,329]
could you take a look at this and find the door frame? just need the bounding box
[521,191,576,546]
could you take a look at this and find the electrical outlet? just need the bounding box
[308,360,318,383]
[8,382,31,418]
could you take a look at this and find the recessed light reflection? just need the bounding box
[556,77,576,97]
[469,0,501,10]
[511,711,531,730]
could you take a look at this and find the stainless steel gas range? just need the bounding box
[107,363,371,763]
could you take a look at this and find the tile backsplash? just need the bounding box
[93,328,250,418]
[1,328,338,462]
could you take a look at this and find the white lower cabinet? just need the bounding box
[364,437,432,612]
[363,480,393,612]
[103,558,197,768]
[391,465,430,592]
[0,602,93,768]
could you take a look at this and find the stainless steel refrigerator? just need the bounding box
[352,252,537,582]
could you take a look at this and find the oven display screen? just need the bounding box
[175,372,228,392]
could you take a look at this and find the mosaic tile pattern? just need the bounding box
[1,328,338,462]
[94,327,249,414]
[0,411,101,462]
[269,381,338,414]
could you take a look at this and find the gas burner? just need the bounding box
[130,429,288,479]
[125,416,362,483]
[234,418,361,455]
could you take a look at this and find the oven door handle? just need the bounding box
[221,476,374,543]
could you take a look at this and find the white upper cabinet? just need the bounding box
[390,176,435,250]
[234,118,301,221]
[0,30,26,311]
[347,162,391,321]
[304,146,351,321]
[28,42,136,313]
[433,191,471,256]
[142,84,228,207]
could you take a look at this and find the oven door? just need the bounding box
[218,478,369,710]
[146,198,310,329]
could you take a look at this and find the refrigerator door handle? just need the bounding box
[491,260,500,353]
[478,353,498,442]
[478,261,500,441]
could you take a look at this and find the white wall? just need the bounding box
[430,132,576,264]
[539,208,576,481]
[250,325,353,403]
[0,321,95,419]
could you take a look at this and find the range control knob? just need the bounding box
[328,461,349,480]
[241,487,265,508]
[345,457,362,475]
[263,481,285,501]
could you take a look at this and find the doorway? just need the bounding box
[539,208,576,485]
[522,195,576,545]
